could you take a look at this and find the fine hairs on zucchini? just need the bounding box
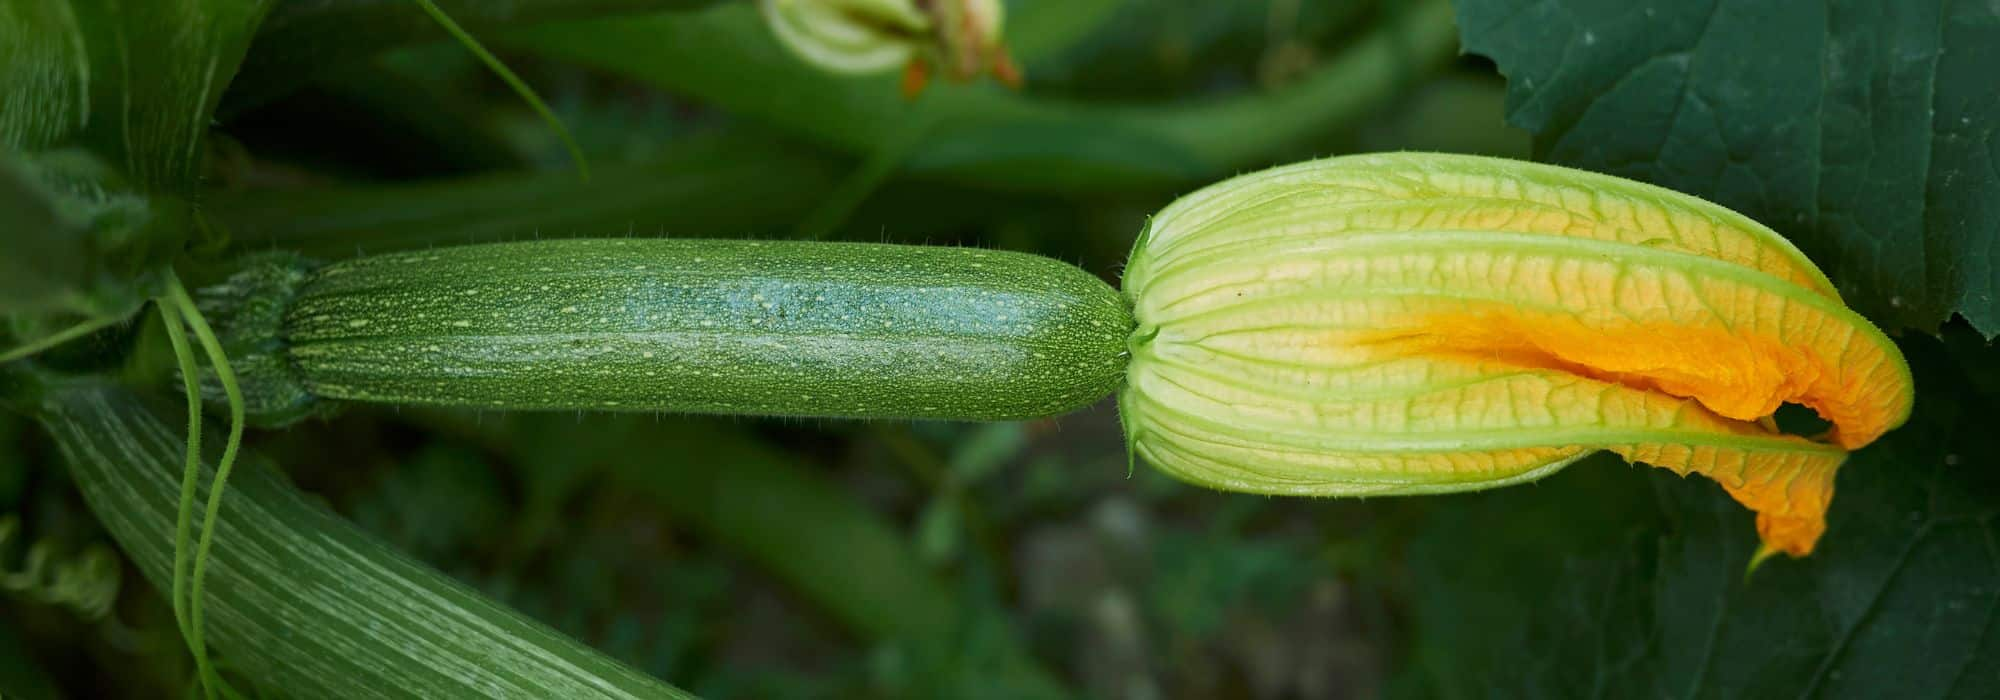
[202,239,1134,425]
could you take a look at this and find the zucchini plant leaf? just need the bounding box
[1396,327,2000,698]
[1456,0,2000,337]
[0,0,273,192]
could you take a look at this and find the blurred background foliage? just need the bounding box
[3,0,1992,698]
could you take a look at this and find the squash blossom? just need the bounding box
[757,0,1019,95]
[1119,154,1914,558]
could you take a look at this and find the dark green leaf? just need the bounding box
[1457,0,2000,336]
[1396,326,2000,698]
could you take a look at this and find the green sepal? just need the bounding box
[190,253,333,428]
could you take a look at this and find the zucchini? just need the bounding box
[215,239,1132,422]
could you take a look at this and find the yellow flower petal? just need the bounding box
[1123,153,1915,557]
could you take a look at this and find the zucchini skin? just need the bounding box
[281,239,1132,420]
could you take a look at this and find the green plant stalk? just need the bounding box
[162,272,247,700]
[507,0,1460,191]
[409,0,591,180]
[222,238,1131,422]
[32,381,692,698]
[0,311,134,364]
[155,298,212,678]
[207,130,844,257]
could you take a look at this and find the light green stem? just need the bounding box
[410,0,591,181]
[0,312,132,365]
[162,272,247,700]
[154,298,213,691]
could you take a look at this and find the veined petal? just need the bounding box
[1122,153,1914,557]
[1130,153,1838,299]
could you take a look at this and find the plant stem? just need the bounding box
[0,311,134,365]
[410,0,591,181]
[209,130,841,256]
[154,298,217,693]
[163,272,247,700]
[507,0,1462,192]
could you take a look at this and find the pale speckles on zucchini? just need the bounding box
[268,239,1132,420]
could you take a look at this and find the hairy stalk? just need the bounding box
[162,272,246,700]
[156,294,225,696]
[411,0,591,180]
[155,299,210,679]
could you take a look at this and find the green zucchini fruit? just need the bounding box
[207,239,1132,423]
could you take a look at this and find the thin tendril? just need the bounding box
[157,300,202,642]
[410,0,591,181]
[164,272,244,700]
[157,295,224,697]
[0,311,131,364]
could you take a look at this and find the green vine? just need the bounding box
[155,269,247,700]
[0,311,137,365]
[410,0,591,181]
